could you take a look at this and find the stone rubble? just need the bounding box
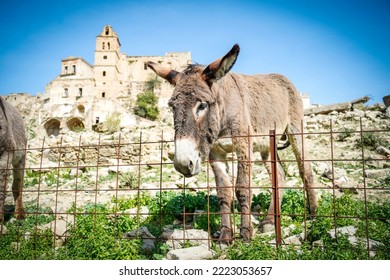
[4,93,389,259]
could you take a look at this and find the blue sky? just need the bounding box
[0,0,389,105]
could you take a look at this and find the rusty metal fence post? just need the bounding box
[269,130,282,247]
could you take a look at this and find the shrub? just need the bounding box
[119,171,138,189]
[336,128,354,141]
[104,111,122,133]
[355,132,388,150]
[134,91,159,121]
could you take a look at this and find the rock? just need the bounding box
[284,234,303,245]
[376,146,390,157]
[383,94,390,107]
[108,159,136,173]
[140,183,160,196]
[304,102,351,115]
[326,225,384,257]
[287,164,299,177]
[161,228,210,249]
[40,215,74,238]
[364,169,390,179]
[123,206,149,220]
[260,223,275,234]
[312,239,323,248]
[70,168,83,177]
[124,226,155,255]
[322,167,347,180]
[344,109,365,119]
[1,225,7,235]
[313,162,328,175]
[334,176,358,193]
[365,110,382,121]
[334,176,348,187]
[385,107,390,118]
[328,225,357,239]
[39,215,74,246]
[175,176,198,189]
[166,244,214,260]
[306,124,319,131]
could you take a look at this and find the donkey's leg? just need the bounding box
[12,151,26,220]
[0,153,11,223]
[260,151,285,233]
[287,124,317,218]
[235,157,253,241]
[234,135,254,241]
[210,149,233,244]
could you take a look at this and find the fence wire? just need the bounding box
[0,118,389,259]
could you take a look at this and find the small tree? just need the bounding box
[134,74,160,121]
[134,91,159,121]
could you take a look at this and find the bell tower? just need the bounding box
[94,25,121,99]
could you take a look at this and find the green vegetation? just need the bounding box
[134,91,160,121]
[225,191,390,260]
[1,188,389,260]
[104,112,122,133]
[355,132,388,150]
[336,127,355,142]
[134,74,160,121]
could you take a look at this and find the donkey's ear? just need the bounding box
[202,44,240,84]
[147,62,180,85]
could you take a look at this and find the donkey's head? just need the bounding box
[148,44,240,177]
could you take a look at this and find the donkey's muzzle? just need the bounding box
[173,138,201,177]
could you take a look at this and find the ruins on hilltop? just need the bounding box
[7,25,191,137]
[5,25,315,139]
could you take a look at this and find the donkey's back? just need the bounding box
[227,72,304,136]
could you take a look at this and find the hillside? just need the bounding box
[2,93,389,260]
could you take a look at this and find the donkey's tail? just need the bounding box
[277,131,290,150]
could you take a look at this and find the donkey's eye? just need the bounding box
[196,102,208,116]
[197,102,208,112]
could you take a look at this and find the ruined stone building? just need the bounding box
[39,25,191,136]
[5,25,312,138]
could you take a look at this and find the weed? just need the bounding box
[355,132,388,150]
[105,112,122,133]
[119,171,138,189]
[337,128,354,142]
[2,188,389,260]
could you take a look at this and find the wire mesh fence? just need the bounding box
[0,118,389,259]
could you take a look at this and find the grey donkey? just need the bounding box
[0,96,26,223]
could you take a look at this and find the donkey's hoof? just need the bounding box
[260,221,275,233]
[218,227,233,245]
[14,208,26,220]
[240,227,253,242]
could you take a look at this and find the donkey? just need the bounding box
[0,96,26,223]
[148,44,317,243]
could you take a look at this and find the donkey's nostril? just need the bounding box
[188,160,194,170]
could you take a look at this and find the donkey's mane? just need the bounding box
[182,63,205,76]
